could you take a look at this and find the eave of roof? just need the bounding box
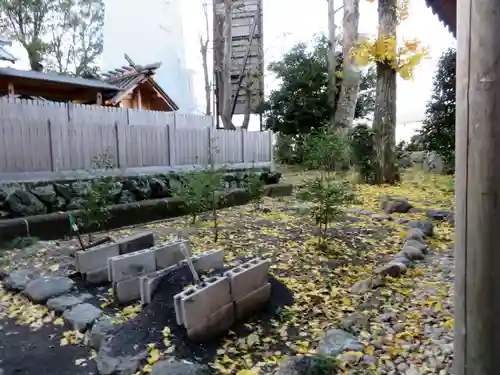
[426,0,456,36]
[0,67,121,91]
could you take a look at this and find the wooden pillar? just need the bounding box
[7,83,14,98]
[454,0,500,372]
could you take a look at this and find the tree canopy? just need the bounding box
[417,47,456,171]
[263,36,376,135]
[0,0,104,75]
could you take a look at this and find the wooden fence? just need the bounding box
[0,97,213,128]
[0,117,273,177]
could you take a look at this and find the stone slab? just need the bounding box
[224,258,270,301]
[116,232,155,254]
[235,282,271,320]
[75,243,119,274]
[154,240,191,269]
[186,302,234,342]
[108,248,156,283]
[182,249,224,272]
[178,276,231,329]
[139,264,179,305]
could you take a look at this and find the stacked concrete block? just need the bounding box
[224,258,271,319]
[74,232,156,286]
[181,249,224,273]
[139,264,179,305]
[174,276,234,341]
[173,257,272,341]
[155,240,191,269]
[116,232,155,254]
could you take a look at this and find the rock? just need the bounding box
[341,313,369,330]
[72,181,92,197]
[393,256,411,266]
[384,198,413,214]
[151,360,212,375]
[276,356,337,375]
[424,151,444,173]
[23,276,75,303]
[53,196,67,211]
[404,239,428,252]
[409,219,434,237]
[63,303,103,331]
[317,329,364,357]
[97,341,148,375]
[118,190,136,204]
[54,183,73,201]
[405,228,426,243]
[350,278,371,294]
[4,269,38,291]
[46,294,90,312]
[427,209,450,221]
[400,246,424,261]
[375,262,407,278]
[149,178,169,198]
[263,171,282,185]
[67,197,86,210]
[7,189,47,217]
[124,178,151,200]
[372,213,392,221]
[30,185,57,204]
[88,315,117,349]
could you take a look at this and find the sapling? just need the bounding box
[298,128,355,247]
[245,170,265,211]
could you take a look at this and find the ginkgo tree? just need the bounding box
[350,0,427,184]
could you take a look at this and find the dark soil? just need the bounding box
[103,264,293,365]
[0,319,96,375]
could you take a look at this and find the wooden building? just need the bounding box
[0,55,178,111]
[425,0,456,36]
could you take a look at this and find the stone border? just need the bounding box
[0,183,293,243]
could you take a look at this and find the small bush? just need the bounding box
[350,124,376,184]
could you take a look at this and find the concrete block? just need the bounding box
[187,302,235,341]
[113,277,141,304]
[86,267,109,285]
[235,282,271,320]
[154,240,191,269]
[224,258,270,301]
[116,231,155,254]
[139,264,179,305]
[178,276,231,329]
[174,293,184,325]
[75,243,119,274]
[108,248,156,283]
[182,249,224,272]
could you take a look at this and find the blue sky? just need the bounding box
[3,0,455,140]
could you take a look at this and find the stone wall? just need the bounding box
[0,170,281,219]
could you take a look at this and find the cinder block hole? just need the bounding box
[184,289,196,296]
[241,263,251,269]
[232,267,242,274]
[205,277,218,283]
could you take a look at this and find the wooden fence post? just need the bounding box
[269,131,275,169]
[241,130,246,163]
[168,125,175,166]
[114,122,127,168]
[454,0,500,372]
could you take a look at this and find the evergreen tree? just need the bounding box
[418,48,456,172]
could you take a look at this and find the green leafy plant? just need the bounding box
[350,123,377,183]
[245,170,265,211]
[307,355,339,375]
[298,129,355,247]
[76,150,118,248]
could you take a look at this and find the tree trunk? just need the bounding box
[26,44,43,72]
[200,37,211,116]
[327,0,337,127]
[200,2,211,116]
[334,0,360,131]
[220,0,236,130]
[372,0,397,184]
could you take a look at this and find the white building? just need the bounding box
[103,0,196,112]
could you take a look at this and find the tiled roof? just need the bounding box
[0,39,17,62]
[426,0,456,36]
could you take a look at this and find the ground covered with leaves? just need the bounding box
[0,169,455,375]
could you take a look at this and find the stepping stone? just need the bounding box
[3,269,38,291]
[46,293,92,313]
[88,315,117,349]
[23,276,75,303]
[63,303,103,331]
[317,329,364,357]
